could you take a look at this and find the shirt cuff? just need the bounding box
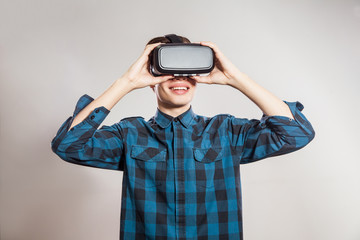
[260,100,302,124]
[68,94,110,131]
[258,100,315,137]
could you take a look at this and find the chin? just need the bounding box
[157,90,194,108]
[170,101,190,108]
[172,97,193,105]
[162,99,191,108]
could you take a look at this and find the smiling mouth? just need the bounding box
[169,86,189,94]
[170,87,189,90]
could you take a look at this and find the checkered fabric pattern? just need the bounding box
[51,94,315,240]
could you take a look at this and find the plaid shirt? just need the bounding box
[51,94,315,240]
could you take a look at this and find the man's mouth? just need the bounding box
[169,86,189,95]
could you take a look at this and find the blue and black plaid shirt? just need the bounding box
[51,94,315,240]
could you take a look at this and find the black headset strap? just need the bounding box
[164,34,182,43]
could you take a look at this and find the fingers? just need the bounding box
[199,41,216,49]
[198,41,224,57]
[143,42,162,56]
[145,42,162,49]
[152,74,173,85]
[137,42,163,67]
[190,75,199,82]
[191,75,211,84]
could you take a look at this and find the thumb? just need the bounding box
[152,75,172,85]
[191,75,210,84]
[191,75,200,81]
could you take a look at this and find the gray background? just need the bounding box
[1,0,359,239]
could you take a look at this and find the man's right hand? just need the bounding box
[120,42,174,91]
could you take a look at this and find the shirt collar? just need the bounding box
[154,105,196,129]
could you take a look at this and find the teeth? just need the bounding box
[171,87,188,90]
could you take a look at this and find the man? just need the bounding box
[51,35,315,240]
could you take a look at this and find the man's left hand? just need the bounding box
[191,41,243,85]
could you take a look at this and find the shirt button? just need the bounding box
[95,109,99,113]
[90,115,95,120]
[174,118,178,122]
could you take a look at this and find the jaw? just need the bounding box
[156,97,192,117]
[156,87,195,108]
[153,78,197,108]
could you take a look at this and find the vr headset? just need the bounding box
[149,34,215,77]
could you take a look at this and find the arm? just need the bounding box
[191,41,315,164]
[191,41,294,119]
[223,71,315,163]
[68,42,173,132]
[227,72,295,119]
[51,42,174,170]
[51,95,126,170]
[67,78,132,132]
[227,99,315,164]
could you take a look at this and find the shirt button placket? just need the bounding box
[173,118,186,239]
[171,120,177,239]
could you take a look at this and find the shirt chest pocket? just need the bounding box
[193,147,224,189]
[128,145,167,188]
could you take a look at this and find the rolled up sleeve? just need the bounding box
[227,100,315,164]
[50,94,124,171]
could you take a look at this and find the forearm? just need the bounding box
[228,72,294,119]
[68,77,133,131]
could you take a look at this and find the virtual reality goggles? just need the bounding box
[149,34,215,77]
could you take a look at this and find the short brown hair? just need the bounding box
[146,34,191,45]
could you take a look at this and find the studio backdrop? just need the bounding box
[1,0,359,240]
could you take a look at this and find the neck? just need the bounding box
[157,103,191,118]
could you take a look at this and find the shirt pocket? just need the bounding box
[193,147,223,189]
[128,145,167,188]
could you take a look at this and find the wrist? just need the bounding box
[227,71,250,87]
[114,76,135,93]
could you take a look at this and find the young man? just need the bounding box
[51,36,315,240]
